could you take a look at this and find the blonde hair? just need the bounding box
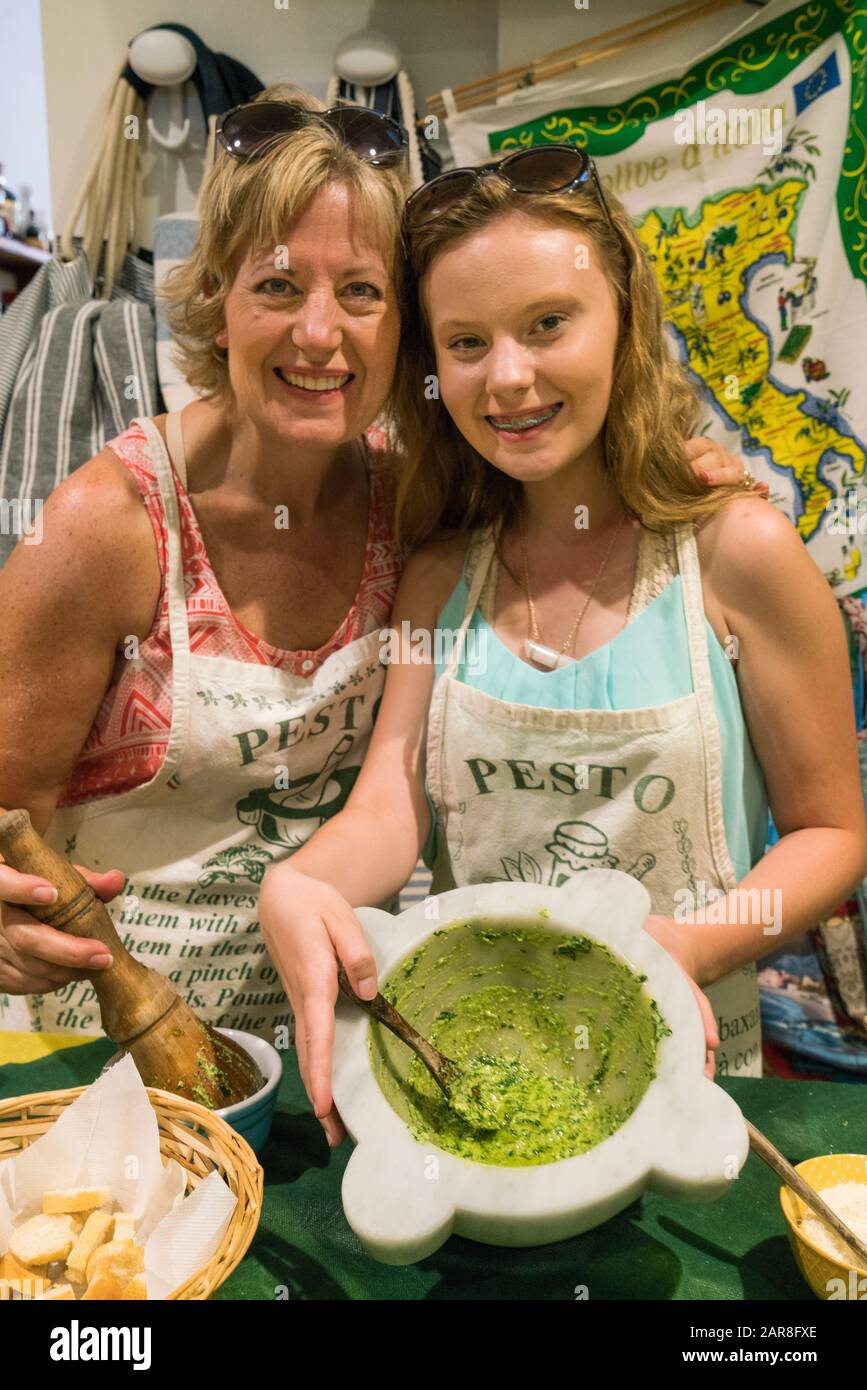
[162,84,411,402]
[392,173,746,548]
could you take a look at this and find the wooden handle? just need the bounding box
[0,809,124,952]
[337,965,452,1095]
[747,1120,867,1269]
[0,808,262,1103]
[0,808,176,1044]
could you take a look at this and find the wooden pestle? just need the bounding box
[336,966,501,1128]
[337,965,455,1096]
[0,809,262,1109]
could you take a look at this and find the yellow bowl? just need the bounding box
[779,1153,867,1300]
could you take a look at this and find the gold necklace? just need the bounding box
[519,509,626,670]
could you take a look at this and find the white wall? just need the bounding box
[28,0,769,251]
[38,0,500,247]
[0,0,53,236]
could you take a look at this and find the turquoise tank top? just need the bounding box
[424,533,768,880]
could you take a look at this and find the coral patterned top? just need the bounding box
[57,419,405,807]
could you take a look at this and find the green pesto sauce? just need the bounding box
[369,917,670,1167]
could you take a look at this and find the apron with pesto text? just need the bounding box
[426,525,762,1078]
[7,413,386,1042]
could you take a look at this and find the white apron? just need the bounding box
[426,525,762,1078]
[3,413,386,1040]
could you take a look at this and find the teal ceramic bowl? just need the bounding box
[103,1027,282,1155]
[213,1028,282,1155]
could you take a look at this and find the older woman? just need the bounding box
[0,88,756,1039]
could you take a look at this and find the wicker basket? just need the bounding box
[0,1085,263,1299]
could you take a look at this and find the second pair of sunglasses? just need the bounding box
[217,100,408,167]
[404,144,615,232]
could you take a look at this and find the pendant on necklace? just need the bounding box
[524,638,572,670]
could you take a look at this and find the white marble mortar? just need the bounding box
[332,869,748,1266]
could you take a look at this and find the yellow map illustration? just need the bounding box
[638,175,865,569]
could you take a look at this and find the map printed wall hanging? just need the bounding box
[445,0,867,598]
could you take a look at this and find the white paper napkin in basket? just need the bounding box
[0,1054,237,1299]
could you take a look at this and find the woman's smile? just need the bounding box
[426,217,619,479]
[214,183,399,446]
[272,366,355,402]
[486,400,563,440]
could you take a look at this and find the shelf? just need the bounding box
[0,235,51,272]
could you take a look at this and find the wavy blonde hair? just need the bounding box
[392,172,745,547]
[161,83,411,402]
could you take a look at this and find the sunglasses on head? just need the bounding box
[404,143,615,232]
[216,100,409,167]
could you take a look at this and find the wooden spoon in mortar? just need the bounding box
[0,809,263,1109]
[336,966,502,1128]
[748,1120,867,1270]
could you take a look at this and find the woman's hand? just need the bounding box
[0,862,124,995]
[259,865,378,1148]
[684,437,769,497]
[644,913,720,1079]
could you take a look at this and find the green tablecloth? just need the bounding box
[2,1039,856,1299]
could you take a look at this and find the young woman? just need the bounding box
[0,93,760,1040]
[256,146,867,1145]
